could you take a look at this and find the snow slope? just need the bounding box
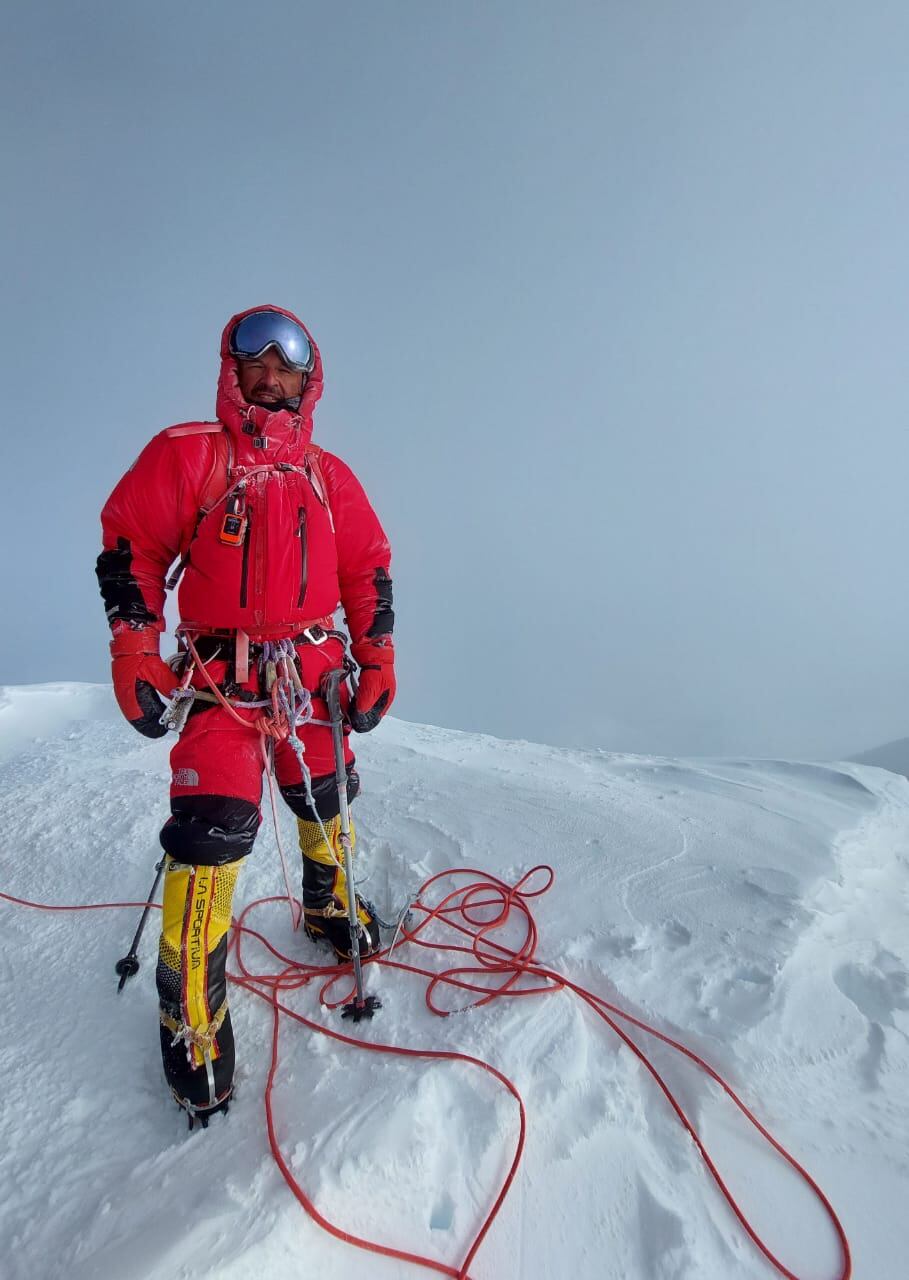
[1,684,907,1280]
[851,736,909,778]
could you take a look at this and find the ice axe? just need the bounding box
[321,667,382,1022]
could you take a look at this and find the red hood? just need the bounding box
[216,304,324,444]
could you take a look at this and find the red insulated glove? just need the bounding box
[349,638,396,733]
[110,625,177,739]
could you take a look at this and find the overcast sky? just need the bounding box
[3,1,909,760]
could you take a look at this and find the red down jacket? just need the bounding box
[98,306,393,647]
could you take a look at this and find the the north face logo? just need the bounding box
[172,768,199,787]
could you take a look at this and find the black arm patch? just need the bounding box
[366,567,395,638]
[95,537,158,626]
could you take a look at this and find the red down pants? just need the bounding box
[155,635,359,1113]
[164,635,358,849]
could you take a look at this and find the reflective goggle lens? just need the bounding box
[229,311,315,373]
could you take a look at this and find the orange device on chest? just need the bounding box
[220,495,248,546]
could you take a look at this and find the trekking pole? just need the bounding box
[322,668,381,1022]
[114,858,165,992]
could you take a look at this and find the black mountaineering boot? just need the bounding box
[298,815,380,961]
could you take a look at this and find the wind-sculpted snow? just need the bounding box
[0,685,907,1279]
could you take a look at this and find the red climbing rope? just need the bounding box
[0,864,852,1280]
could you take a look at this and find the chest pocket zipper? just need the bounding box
[239,508,252,608]
[297,506,308,607]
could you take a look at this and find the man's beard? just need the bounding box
[248,392,302,412]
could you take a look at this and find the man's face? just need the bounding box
[236,347,305,408]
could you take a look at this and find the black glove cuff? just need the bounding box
[130,679,169,739]
[348,690,390,734]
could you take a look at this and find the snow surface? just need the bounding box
[1,683,907,1280]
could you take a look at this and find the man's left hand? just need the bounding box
[349,639,396,733]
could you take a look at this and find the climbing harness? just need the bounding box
[176,630,317,931]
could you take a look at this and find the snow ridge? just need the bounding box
[1,685,907,1280]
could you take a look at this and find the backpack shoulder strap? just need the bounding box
[163,426,233,590]
[163,422,232,513]
[302,443,334,531]
[198,428,233,513]
[165,421,223,438]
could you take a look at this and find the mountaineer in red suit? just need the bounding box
[96,306,395,1126]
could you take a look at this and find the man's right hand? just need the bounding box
[110,624,175,739]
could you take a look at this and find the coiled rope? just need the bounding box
[0,864,852,1280]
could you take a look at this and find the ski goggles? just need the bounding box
[229,311,315,373]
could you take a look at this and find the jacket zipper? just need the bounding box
[254,474,266,625]
[239,508,252,609]
[296,506,308,607]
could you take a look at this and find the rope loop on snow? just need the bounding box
[0,862,852,1280]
